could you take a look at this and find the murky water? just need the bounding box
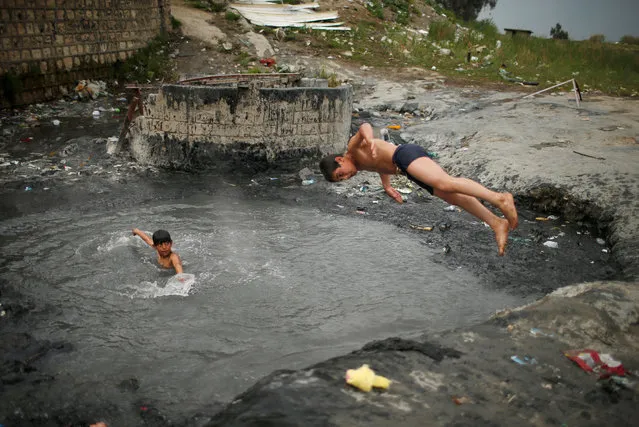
[0,187,528,420]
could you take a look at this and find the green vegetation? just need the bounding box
[235,51,255,67]
[317,68,340,87]
[113,35,178,83]
[620,35,639,45]
[170,15,182,30]
[313,14,638,96]
[185,0,225,13]
[550,23,569,40]
[365,0,413,25]
[225,11,240,21]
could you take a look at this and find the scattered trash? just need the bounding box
[507,324,515,332]
[409,224,433,231]
[397,188,412,194]
[543,241,559,249]
[547,215,559,220]
[20,136,33,143]
[259,58,276,67]
[444,205,456,212]
[380,128,390,142]
[269,177,279,180]
[345,364,391,392]
[596,238,606,245]
[92,110,101,118]
[530,328,554,337]
[535,217,550,221]
[359,185,368,192]
[89,423,108,427]
[564,349,626,378]
[452,396,471,405]
[301,178,315,186]
[511,355,537,365]
[426,151,439,159]
[542,383,553,390]
[0,309,6,317]
[356,207,367,215]
[438,222,451,231]
[508,236,532,244]
[443,244,451,254]
[387,125,401,130]
[24,186,32,191]
[75,80,107,100]
[52,119,60,126]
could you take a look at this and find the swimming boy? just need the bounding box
[132,228,184,273]
[319,123,518,256]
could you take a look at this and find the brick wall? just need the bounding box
[128,81,353,170]
[0,0,171,106]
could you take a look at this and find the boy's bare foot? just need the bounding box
[494,218,510,256]
[499,193,519,230]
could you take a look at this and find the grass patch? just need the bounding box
[225,11,240,21]
[113,35,178,83]
[310,16,639,96]
[235,51,255,67]
[170,15,182,30]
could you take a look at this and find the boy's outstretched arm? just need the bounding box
[171,253,184,274]
[380,174,403,203]
[132,228,154,247]
[347,123,377,158]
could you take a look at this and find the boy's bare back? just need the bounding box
[349,138,398,175]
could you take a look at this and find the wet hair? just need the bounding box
[319,154,340,182]
[152,229,172,246]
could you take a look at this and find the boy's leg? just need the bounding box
[435,189,510,256]
[406,157,518,230]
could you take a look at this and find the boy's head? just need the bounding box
[319,154,358,182]
[152,229,172,250]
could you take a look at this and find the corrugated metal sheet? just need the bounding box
[229,2,350,31]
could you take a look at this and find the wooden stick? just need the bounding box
[573,150,604,160]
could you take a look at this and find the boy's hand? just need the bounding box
[384,186,404,204]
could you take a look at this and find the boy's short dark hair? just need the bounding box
[319,154,341,182]
[152,230,172,246]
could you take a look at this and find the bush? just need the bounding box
[619,35,639,45]
[170,16,182,30]
[225,11,240,21]
[588,34,605,43]
[428,19,457,42]
[550,23,569,40]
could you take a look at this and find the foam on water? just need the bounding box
[131,273,196,299]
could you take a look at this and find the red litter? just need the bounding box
[564,349,626,378]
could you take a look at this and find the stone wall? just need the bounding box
[0,0,171,106]
[128,80,353,170]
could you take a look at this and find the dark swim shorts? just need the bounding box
[391,144,435,195]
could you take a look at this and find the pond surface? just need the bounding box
[0,185,530,420]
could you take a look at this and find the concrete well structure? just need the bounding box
[127,74,353,170]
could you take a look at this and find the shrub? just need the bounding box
[225,11,240,21]
[619,35,639,45]
[588,34,605,43]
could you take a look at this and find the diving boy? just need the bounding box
[132,228,184,273]
[319,123,518,256]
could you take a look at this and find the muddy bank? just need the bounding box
[203,281,639,427]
